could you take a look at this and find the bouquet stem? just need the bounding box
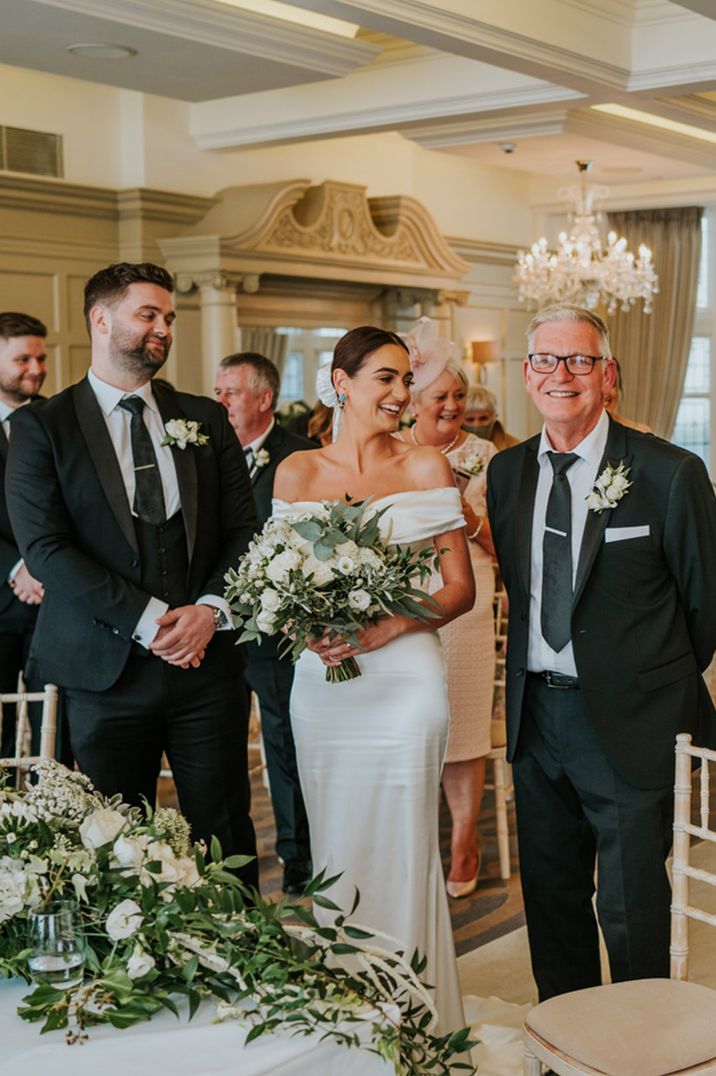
[325,657,361,683]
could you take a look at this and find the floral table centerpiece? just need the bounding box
[225,499,441,683]
[0,762,473,1074]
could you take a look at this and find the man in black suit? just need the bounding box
[6,263,258,887]
[215,351,313,894]
[0,312,49,757]
[487,304,716,1000]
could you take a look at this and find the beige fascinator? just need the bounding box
[400,316,452,393]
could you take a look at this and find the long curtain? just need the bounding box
[606,206,703,439]
[239,327,288,376]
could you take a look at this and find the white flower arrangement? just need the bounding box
[0,762,473,1072]
[161,419,209,450]
[225,499,442,683]
[586,460,632,514]
[455,452,485,478]
[253,447,270,470]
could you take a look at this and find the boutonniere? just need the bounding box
[253,448,270,469]
[455,452,484,478]
[586,460,632,514]
[161,419,209,450]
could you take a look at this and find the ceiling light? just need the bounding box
[514,160,658,315]
[593,104,716,146]
[66,43,137,59]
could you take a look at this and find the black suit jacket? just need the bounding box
[0,414,40,632]
[487,417,716,789]
[5,377,258,691]
[247,421,313,662]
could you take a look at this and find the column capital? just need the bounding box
[174,271,260,295]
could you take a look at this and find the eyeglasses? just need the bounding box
[527,353,606,376]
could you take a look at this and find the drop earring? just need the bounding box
[337,392,346,407]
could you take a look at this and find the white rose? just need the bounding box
[127,945,156,980]
[79,808,127,850]
[256,609,278,634]
[175,857,201,889]
[260,588,281,612]
[106,898,143,940]
[609,474,629,494]
[585,491,603,511]
[113,833,150,873]
[146,841,182,884]
[266,550,301,584]
[348,588,371,612]
[301,555,334,586]
[164,419,188,448]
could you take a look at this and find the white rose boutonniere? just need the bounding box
[586,460,632,514]
[254,448,270,469]
[161,419,209,450]
[456,452,485,477]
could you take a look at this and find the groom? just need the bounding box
[6,262,259,887]
[487,304,716,999]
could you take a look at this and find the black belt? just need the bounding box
[529,670,580,690]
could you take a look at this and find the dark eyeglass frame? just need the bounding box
[527,353,607,376]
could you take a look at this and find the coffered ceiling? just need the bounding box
[2,0,716,187]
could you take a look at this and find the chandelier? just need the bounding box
[514,161,658,314]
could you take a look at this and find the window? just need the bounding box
[673,212,714,478]
[275,327,347,404]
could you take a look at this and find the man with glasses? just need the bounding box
[487,303,716,1000]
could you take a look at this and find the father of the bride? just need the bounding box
[487,303,716,1000]
[6,262,258,887]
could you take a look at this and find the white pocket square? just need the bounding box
[604,525,650,543]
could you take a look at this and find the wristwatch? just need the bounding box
[207,605,228,630]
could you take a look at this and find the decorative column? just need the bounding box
[175,272,245,395]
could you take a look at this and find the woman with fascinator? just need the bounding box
[397,321,497,900]
[272,326,474,1035]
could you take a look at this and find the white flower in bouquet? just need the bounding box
[127,945,156,980]
[225,497,442,683]
[113,833,150,873]
[106,898,143,940]
[457,452,485,477]
[79,807,127,849]
[0,857,31,923]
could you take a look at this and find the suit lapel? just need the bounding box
[516,440,539,599]
[0,423,7,463]
[154,384,198,566]
[572,418,629,609]
[73,378,139,555]
[251,423,282,487]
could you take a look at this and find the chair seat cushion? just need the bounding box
[525,979,716,1076]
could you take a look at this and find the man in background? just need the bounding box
[0,312,66,759]
[215,351,313,895]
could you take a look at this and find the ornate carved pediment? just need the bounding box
[160,179,468,292]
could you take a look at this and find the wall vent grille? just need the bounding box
[0,126,63,178]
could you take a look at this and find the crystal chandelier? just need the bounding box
[515,161,658,314]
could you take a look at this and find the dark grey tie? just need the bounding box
[118,396,166,526]
[541,451,579,652]
[244,446,254,469]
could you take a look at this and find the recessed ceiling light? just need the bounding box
[66,43,137,60]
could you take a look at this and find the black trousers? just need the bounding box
[513,674,673,1000]
[0,628,72,765]
[245,652,310,864]
[65,654,258,889]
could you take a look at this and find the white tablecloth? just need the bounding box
[0,980,392,1076]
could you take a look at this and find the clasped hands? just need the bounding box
[149,604,216,669]
[307,616,408,667]
[10,564,44,605]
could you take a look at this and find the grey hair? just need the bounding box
[218,351,280,405]
[526,304,612,359]
[465,385,496,415]
[412,358,469,402]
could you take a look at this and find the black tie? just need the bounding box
[541,451,579,652]
[118,396,166,526]
[244,446,254,470]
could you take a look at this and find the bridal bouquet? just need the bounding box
[225,499,442,683]
[0,762,474,1073]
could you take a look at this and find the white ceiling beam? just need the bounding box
[407,110,568,150]
[564,107,716,170]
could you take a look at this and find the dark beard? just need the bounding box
[0,379,42,404]
[110,331,169,378]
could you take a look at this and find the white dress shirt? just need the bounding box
[87,370,230,647]
[244,417,274,476]
[1,398,27,583]
[527,409,609,676]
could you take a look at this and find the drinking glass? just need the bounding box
[27,900,86,989]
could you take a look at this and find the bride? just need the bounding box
[272,325,475,1034]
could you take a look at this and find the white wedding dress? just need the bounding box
[272,488,466,1036]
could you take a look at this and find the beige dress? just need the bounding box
[433,434,496,762]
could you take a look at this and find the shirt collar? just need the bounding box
[246,416,275,455]
[0,399,17,423]
[88,369,158,417]
[538,408,609,468]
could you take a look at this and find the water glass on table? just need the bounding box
[27,901,86,989]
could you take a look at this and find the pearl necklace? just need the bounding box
[410,424,460,455]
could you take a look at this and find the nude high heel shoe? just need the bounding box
[446,851,481,899]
